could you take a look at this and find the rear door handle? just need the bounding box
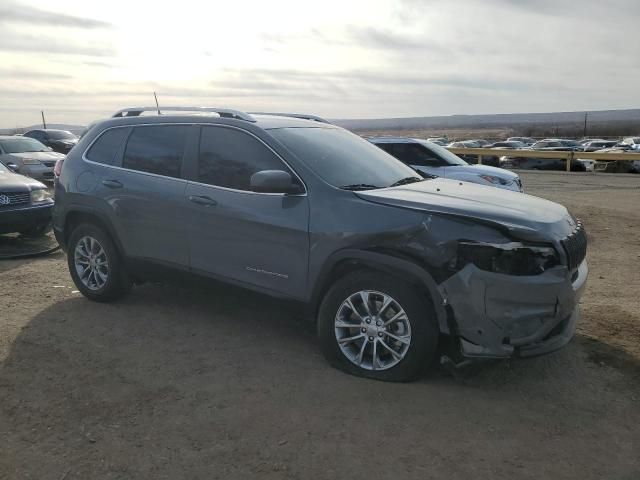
[102,179,123,189]
[188,195,217,207]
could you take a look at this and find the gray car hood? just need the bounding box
[356,178,574,240]
[0,168,46,191]
[7,151,65,161]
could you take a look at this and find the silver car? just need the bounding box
[369,137,523,192]
[0,135,65,182]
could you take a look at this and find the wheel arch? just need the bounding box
[62,206,124,256]
[310,249,449,334]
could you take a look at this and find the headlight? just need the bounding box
[31,189,52,203]
[479,174,509,185]
[22,158,42,165]
[456,241,559,275]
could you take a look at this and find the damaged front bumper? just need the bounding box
[440,259,588,358]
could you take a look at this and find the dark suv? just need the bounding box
[53,107,588,381]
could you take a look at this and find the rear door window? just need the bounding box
[123,125,189,178]
[85,128,129,166]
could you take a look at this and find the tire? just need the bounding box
[317,270,439,382]
[67,223,131,302]
[19,222,51,238]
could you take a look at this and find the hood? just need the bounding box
[8,151,65,161]
[447,164,519,180]
[355,178,575,241]
[0,168,45,191]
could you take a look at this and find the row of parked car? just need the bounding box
[0,129,78,236]
[427,136,640,172]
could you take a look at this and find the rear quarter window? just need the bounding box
[85,127,130,166]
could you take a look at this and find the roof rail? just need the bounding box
[249,112,332,124]
[111,107,256,122]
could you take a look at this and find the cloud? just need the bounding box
[0,1,112,29]
[0,67,72,80]
[0,31,115,56]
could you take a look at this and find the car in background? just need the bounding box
[369,137,523,192]
[581,140,618,152]
[619,137,640,150]
[426,137,449,146]
[23,129,79,154]
[0,135,65,181]
[0,161,53,237]
[468,139,490,147]
[507,136,536,146]
[487,141,527,149]
[530,140,574,151]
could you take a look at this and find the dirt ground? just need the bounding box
[1,171,639,479]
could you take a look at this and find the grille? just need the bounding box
[0,191,31,208]
[561,221,587,271]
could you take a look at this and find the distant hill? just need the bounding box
[0,124,85,135]
[332,108,640,132]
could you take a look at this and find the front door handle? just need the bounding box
[102,179,123,189]
[188,195,217,207]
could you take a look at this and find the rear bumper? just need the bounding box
[0,203,53,234]
[441,259,588,359]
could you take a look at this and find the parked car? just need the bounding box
[0,161,54,236]
[619,136,640,150]
[0,136,65,181]
[23,129,79,154]
[369,137,523,192]
[426,137,449,146]
[581,140,618,152]
[447,140,499,166]
[54,107,588,382]
[487,141,527,149]
[507,136,536,146]
[499,155,586,172]
[468,139,490,147]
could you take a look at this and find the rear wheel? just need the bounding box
[318,271,439,382]
[67,224,131,302]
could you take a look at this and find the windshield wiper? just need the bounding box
[389,176,423,187]
[339,183,381,191]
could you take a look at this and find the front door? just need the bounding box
[185,125,309,299]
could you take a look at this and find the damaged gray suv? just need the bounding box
[53,107,588,382]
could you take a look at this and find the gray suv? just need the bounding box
[53,107,588,382]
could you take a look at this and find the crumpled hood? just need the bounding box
[8,151,65,161]
[355,178,576,240]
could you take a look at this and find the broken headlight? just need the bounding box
[456,241,559,275]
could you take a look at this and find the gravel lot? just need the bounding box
[1,171,639,479]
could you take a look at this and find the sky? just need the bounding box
[0,0,639,127]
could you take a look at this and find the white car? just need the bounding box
[369,137,523,192]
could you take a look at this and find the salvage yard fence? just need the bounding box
[446,147,640,172]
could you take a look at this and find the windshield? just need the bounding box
[0,137,49,153]
[417,139,467,165]
[269,127,419,189]
[47,130,77,140]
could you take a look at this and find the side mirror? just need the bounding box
[250,170,303,194]
[47,147,53,151]
[7,163,19,172]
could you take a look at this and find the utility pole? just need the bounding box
[41,111,47,129]
[583,112,588,138]
[153,92,161,115]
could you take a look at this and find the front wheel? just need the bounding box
[317,271,439,382]
[67,224,131,302]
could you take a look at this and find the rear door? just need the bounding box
[184,125,309,298]
[88,124,194,268]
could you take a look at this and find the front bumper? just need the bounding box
[0,203,53,234]
[440,259,588,358]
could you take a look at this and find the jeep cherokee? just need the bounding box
[53,107,588,382]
